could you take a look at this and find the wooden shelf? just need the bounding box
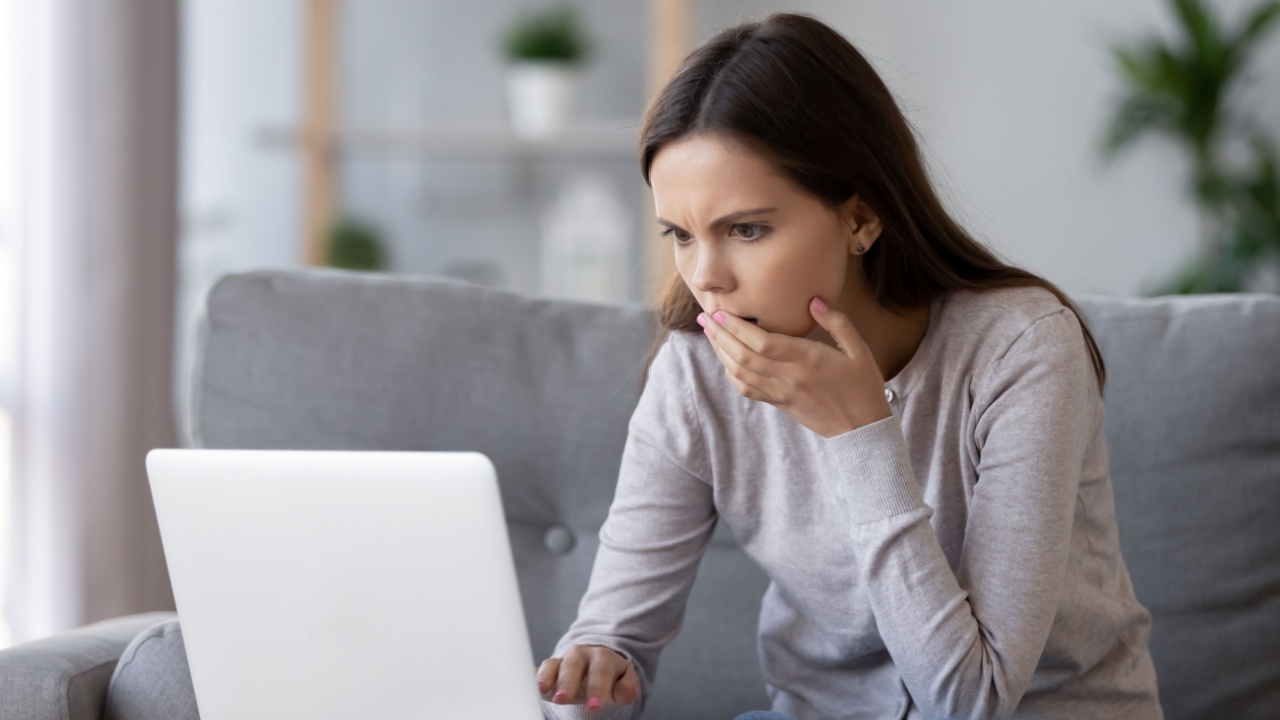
[258,122,641,159]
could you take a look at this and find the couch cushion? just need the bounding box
[1077,292,1280,719]
[104,619,199,720]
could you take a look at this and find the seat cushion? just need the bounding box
[104,619,199,720]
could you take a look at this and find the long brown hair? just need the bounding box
[638,12,1106,392]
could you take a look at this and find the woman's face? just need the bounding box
[649,133,860,338]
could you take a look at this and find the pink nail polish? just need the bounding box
[587,697,602,710]
[812,297,828,313]
[696,314,707,328]
[713,311,726,325]
[553,690,567,702]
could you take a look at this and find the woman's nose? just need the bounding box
[691,243,732,293]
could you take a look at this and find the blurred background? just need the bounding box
[0,0,1277,647]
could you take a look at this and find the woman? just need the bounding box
[536,12,1161,720]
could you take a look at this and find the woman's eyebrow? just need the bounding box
[656,207,777,232]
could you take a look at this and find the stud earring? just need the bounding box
[856,243,866,254]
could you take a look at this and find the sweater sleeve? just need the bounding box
[821,309,1097,720]
[542,333,717,720]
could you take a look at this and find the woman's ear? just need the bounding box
[841,195,883,255]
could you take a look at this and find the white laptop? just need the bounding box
[146,448,544,720]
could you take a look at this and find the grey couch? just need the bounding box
[2,268,1277,720]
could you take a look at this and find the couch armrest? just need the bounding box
[0,612,178,720]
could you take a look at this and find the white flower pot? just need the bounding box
[505,61,578,140]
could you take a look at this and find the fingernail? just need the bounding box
[696,314,707,328]
[812,297,828,313]
[553,690,567,702]
[713,311,726,325]
[587,697,602,710]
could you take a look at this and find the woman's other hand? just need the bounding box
[537,644,641,712]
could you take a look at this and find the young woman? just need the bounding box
[535,12,1161,720]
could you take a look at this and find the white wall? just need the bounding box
[703,0,1280,296]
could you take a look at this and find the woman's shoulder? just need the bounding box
[932,285,1090,382]
[945,284,1072,325]
[941,285,1080,346]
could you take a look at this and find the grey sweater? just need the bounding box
[544,286,1162,720]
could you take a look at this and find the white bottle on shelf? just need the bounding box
[540,173,631,304]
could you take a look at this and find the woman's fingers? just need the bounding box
[613,660,641,705]
[537,645,641,709]
[584,647,622,711]
[705,334,776,402]
[553,648,589,704]
[536,656,561,699]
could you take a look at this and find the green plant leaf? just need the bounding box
[1238,1,1280,46]
[502,4,589,62]
[1151,43,1185,93]
[1173,0,1225,67]
[1102,94,1178,158]
[1121,0,1280,296]
[328,217,387,271]
[1112,47,1146,85]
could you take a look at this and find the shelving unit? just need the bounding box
[296,0,690,302]
[258,123,640,159]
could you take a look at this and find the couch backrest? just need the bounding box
[194,270,1280,719]
[1076,293,1280,719]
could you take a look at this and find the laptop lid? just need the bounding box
[146,449,543,720]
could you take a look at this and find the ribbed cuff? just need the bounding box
[822,414,923,524]
[541,698,637,720]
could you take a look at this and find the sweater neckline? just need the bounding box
[884,290,947,400]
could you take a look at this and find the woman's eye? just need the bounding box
[660,227,692,245]
[732,223,767,241]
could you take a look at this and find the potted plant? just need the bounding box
[500,3,590,140]
[1100,0,1280,294]
[327,216,388,272]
